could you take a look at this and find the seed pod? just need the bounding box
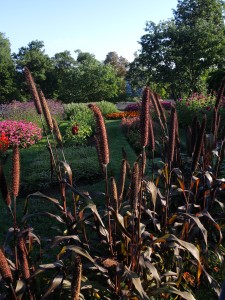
[186,126,192,157]
[130,162,140,216]
[215,76,225,110]
[52,118,63,146]
[168,106,176,166]
[140,87,150,147]
[110,177,118,213]
[122,147,131,178]
[150,92,165,132]
[154,92,167,124]
[149,113,155,151]
[94,135,106,174]
[191,116,197,154]
[12,146,20,198]
[0,248,13,284]
[38,89,53,131]
[71,255,82,300]
[17,237,30,280]
[88,104,109,165]
[118,159,126,207]
[24,67,42,114]
[191,115,206,172]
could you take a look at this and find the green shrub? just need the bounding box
[96,100,119,115]
[64,120,93,146]
[63,103,94,124]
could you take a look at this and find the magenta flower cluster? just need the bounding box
[0,120,42,148]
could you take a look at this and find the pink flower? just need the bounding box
[0,120,42,148]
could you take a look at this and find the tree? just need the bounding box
[128,0,225,98]
[104,52,129,77]
[57,51,123,103]
[13,40,54,99]
[0,33,17,102]
[104,52,129,99]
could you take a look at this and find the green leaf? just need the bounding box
[22,212,65,224]
[109,207,132,239]
[41,274,64,299]
[124,267,149,300]
[148,285,196,300]
[60,161,73,185]
[24,192,63,214]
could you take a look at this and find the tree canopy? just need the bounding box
[0,33,17,102]
[128,0,225,98]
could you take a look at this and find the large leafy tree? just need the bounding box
[104,52,129,99]
[13,40,54,99]
[0,33,17,102]
[128,0,225,98]
[57,50,123,103]
[104,52,129,77]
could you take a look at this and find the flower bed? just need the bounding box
[105,111,140,119]
[0,120,42,148]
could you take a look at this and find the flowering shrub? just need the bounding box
[0,100,64,127]
[0,132,10,153]
[176,93,225,127]
[0,120,42,148]
[124,102,141,111]
[161,100,172,110]
[65,121,92,146]
[105,111,140,119]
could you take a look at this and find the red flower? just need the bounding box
[0,132,10,153]
[72,125,79,135]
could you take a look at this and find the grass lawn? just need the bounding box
[0,119,137,243]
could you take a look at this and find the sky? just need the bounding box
[0,0,178,62]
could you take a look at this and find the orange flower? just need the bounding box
[106,111,140,119]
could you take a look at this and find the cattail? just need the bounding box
[118,159,126,206]
[140,87,150,147]
[168,106,176,166]
[38,89,53,131]
[24,67,42,114]
[221,125,225,141]
[149,113,155,151]
[94,135,105,174]
[71,255,82,300]
[17,237,30,280]
[0,165,11,207]
[12,146,20,198]
[142,151,147,176]
[130,162,140,216]
[191,116,197,153]
[174,110,180,148]
[122,147,131,178]
[211,108,218,137]
[110,177,118,213]
[154,92,167,124]
[191,115,206,172]
[52,118,63,146]
[186,126,192,157]
[88,104,109,165]
[150,92,165,132]
[0,248,13,283]
[217,113,221,138]
[215,76,225,110]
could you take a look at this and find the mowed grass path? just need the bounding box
[0,119,137,242]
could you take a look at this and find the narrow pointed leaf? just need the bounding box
[24,192,63,214]
[41,274,64,299]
